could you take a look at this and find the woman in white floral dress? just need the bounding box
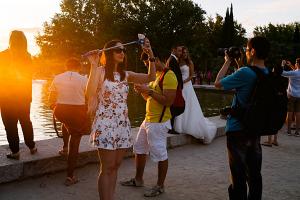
[86,38,155,200]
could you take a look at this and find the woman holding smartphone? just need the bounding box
[86,38,155,200]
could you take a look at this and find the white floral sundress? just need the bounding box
[90,72,132,150]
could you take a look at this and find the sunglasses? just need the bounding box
[114,47,126,54]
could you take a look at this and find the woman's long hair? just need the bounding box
[9,30,31,62]
[100,39,127,81]
[182,46,191,66]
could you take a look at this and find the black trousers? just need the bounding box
[1,101,35,153]
[226,132,262,200]
[54,104,89,177]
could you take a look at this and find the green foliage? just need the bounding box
[36,0,247,74]
[254,22,300,66]
[220,4,246,48]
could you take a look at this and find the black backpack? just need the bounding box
[158,68,185,122]
[233,66,288,136]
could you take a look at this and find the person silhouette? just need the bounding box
[0,30,37,159]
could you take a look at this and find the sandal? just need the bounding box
[58,149,68,156]
[261,141,272,147]
[120,178,144,187]
[144,185,165,197]
[64,176,79,186]
[7,152,20,160]
[30,147,38,155]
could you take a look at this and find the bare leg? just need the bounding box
[135,154,147,183]
[273,134,278,144]
[67,134,82,178]
[296,112,300,133]
[62,124,70,150]
[98,149,118,200]
[111,149,127,199]
[267,136,272,143]
[287,112,293,133]
[157,159,168,187]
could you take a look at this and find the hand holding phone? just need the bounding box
[138,33,146,46]
[281,60,286,67]
[142,38,154,58]
[87,51,100,66]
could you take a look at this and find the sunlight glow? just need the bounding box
[0,0,61,55]
[0,0,299,55]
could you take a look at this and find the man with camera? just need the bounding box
[215,36,271,200]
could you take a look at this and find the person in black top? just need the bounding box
[0,30,37,159]
[166,45,183,134]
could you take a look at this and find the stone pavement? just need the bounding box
[0,116,225,184]
[0,129,299,200]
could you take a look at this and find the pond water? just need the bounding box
[0,80,233,145]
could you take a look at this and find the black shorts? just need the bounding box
[287,96,300,112]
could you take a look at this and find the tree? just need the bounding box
[293,24,300,60]
[36,0,246,75]
[220,4,246,48]
[204,5,246,73]
[36,0,208,72]
[254,22,300,66]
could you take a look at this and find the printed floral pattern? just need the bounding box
[90,72,132,149]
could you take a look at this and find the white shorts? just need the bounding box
[134,120,171,162]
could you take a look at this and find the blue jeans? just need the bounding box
[226,132,262,200]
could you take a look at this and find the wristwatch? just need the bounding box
[149,57,155,62]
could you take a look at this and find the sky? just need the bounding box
[0,0,299,55]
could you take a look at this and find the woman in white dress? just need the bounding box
[86,38,155,200]
[174,47,217,144]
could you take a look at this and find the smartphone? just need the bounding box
[138,33,145,46]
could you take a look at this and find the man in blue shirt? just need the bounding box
[215,36,270,200]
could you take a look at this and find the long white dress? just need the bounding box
[174,65,217,144]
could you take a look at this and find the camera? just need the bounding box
[217,47,242,59]
[138,33,145,46]
[283,64,292,71]
[219,105,245,119]
[282,60,293,71]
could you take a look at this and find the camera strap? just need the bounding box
[158,68,169,122]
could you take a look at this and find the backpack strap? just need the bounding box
[158,68,169,90]
[158,68,169,123]
[159,106,167,123]
[247,65,267,80]
[235,66,266,107]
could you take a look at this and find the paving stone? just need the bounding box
[0,116,226,183]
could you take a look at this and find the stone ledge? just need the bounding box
[193,84,234,94]
[0,116,226,184]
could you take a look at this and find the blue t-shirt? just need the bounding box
[220,66,269,132]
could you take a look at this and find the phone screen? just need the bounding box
[138,34,145,46]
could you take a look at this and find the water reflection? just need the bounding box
[0,81,233,145]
